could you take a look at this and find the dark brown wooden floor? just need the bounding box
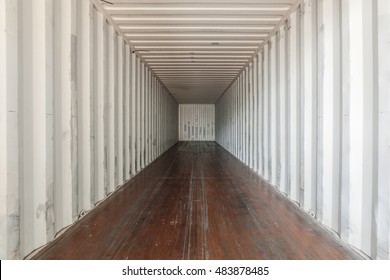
[33,142,360,260]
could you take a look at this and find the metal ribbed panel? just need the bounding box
[179,104,215,141]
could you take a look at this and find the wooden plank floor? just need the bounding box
[33,142,360,260]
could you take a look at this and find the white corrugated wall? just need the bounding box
[179,104,215,141]
[0,0,178,259]
[216,0,390,260]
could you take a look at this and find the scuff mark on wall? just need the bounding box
[35,204,46,219]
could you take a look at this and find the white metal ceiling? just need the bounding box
[95,0,297,104]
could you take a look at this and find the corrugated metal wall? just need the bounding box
[179,104,215,141]
[216,0,390,260]
[0,0,178,259]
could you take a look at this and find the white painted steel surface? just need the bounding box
[348,0,378,258]
[0,0,19,260]
[99,0,296,103]
[179,105,215,141]
[377,0,390,261]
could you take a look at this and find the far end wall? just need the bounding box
[179,104,215,141]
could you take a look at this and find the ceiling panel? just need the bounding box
[96,0,297,104]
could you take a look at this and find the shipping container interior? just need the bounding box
[0,0,389,260]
